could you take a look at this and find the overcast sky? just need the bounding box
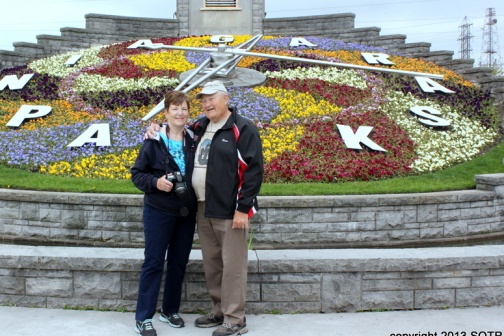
[0,0,503,65]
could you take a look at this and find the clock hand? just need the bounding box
[229,49,444,80]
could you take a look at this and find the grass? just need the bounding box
[1,139,503,195]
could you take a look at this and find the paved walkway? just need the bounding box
[1,305,503,336]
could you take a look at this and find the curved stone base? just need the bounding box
[2,173,504,248]
[1,244,504,312]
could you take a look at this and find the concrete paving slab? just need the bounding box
[1,305,502,336]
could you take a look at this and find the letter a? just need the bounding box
[67,123,111,147]
[415,76,455,94]
[336,125,387,152]
[0,74,34,90]
[289,37,317,48]
[127,39,161,49]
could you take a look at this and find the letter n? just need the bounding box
[0,74,34,90]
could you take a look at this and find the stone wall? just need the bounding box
[2,174,504,249]
[1,244,503,313]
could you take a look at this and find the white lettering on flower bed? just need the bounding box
[210,35,234,43]
[6,105,52,127]
[409,106,450,127]
[415,76,455,94]
[0,74,34,90]
[361,53,395,65]
[289,38,317,48]
[67,123,111,147]
[127,39,164,49]
[1,38,455,149]
[336,125,387,152]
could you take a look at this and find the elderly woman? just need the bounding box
[131,90,197,336]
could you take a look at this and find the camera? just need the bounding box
[166,171,188,199]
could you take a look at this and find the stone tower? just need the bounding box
[176,0,265,36]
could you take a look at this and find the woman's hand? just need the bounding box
[156,175,174,192]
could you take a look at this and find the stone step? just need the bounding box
[1,244,503,312]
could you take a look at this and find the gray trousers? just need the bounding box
[197,201,249,324]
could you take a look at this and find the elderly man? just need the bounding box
[191,80,263,336]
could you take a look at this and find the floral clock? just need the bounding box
[0,35,499,183]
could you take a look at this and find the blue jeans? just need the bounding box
[135,204,196,321]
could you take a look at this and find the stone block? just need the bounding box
[50,228,79,240]
[461,207,483,220]
[438,208,461,221]
[363,278,431,291]
[47,297,99,309]
[0,294,46,307]
[122,280,138,301]
[414,289,455,308]
[259,223,300,234]
[78,229,103,241]
[321,273,361,312]
[433,277,471,289]
[102,230,130,243]
[376,210,407,229]
[456,287,504,307]
[443,221,468,237]
[279,273,321,283]
[417,204,438,222]
[247,283,261,302]
[246,301,322,314]
[362,290,414,310]
[419,227,444,239]
[313,211,351,223]
[26,277,73,297]
[299,223,328,233]
[471,275,504,287]
[328,221,375,232]
[61,210,86,229]
[20,203,39,221]
[261,283,320,302]
[74,272,121,299]
[389,229,420,240]
[185,282,210,301]
[267,208,312,223]
[0,276,25,294]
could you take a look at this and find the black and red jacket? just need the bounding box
[192,107,264,219]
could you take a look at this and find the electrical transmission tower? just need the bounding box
[458,16,473,59]
[479,8,502,71]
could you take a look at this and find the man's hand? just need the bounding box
[232,211,249,230]
[143,123,161,140]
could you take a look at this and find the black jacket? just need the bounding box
[131,129,197,216]
[193,107,264,219]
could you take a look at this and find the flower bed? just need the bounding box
[0,35,499,182]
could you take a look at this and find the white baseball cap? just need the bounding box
[195,80,228,99]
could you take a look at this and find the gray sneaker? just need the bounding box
[135,319,157,336]
[212,319,248,336]
[159,311,185,328]
[194,313,224,328]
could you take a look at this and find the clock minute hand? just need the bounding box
[229,49,444,80]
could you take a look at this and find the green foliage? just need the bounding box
[1,139,503,195]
